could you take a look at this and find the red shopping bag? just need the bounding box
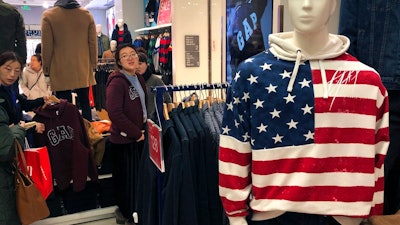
[20,146,53,200]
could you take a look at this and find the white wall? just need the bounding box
[114,0,144,35]
[171,0,210,86]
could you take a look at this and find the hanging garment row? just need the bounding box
[135,83,229,225]
[93,61,116,111]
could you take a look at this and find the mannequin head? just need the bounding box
[96,24,102,36]
[110,40,117,51]
[288,0,336,35]
[287,0,336,55]
[117,19,124,30]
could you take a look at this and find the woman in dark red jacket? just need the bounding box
[106,43,147,225]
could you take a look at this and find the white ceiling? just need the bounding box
[4,0,114,9]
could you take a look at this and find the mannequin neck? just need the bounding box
[119,25,124,31]
[291,27,330,56]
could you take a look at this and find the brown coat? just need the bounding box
[41,6,97,91]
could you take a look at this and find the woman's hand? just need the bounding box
[136,130,145,142]
[35,122,45,134]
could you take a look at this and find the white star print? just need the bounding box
[299,78,311,88]
[242,92,250,102]
[286,119,298,129]
[251,139,255,145]
[284,93,296,103]
[253,99,264,109]
[304,130,314,141]
[233,97,241,105]
[247,74,258,84]
[245,58,254,63]
[234,120,240,128]
[302,104,313,115]
[260,63,272,71]
[265,84,277,93]
[227,102,234,111]
[242,132,250,141]
[234,71,241,82]
[222,126,231,135]
[270,108,281,118]
[280,70,292,79]
[257,123,268,133]
[272,134,284,144]
[239,114,244,122]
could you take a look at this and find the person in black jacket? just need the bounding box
[0,0,27,65]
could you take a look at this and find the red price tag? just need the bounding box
[147,119,165,172]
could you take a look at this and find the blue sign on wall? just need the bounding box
[226,0,273,82]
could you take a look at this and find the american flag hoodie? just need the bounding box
[219,32,389,225]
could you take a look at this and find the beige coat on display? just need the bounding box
[41,6,97,91]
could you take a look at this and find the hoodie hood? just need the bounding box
[115,23,129,31]
[269,31,350,61]
[54,0,80,9]
[268,32,350,98]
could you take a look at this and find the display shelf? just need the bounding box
[134,23,172,33]
[31,206,117,225]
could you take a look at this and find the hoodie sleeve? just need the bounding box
[219,63,253,225]
[106,76,143,140]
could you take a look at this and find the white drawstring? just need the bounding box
[287,50,302,92]
[319,60,329,99]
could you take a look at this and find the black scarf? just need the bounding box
[142,67,152,81]
[54,0,80,9]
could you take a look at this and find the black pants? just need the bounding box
[384,90,400,214]
[55,87,92,121]
[110,141,143,220]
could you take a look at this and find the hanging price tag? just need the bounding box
[147,119,165,172]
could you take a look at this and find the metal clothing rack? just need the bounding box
[151,82,230,124]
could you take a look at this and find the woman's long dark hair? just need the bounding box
[0,51,23,68]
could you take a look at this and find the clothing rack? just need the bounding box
[151,82,230,123]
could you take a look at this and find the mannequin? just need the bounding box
[219,1,389,225]
[96,24,110,58]
[117,19,124,31]
[41,0,97,121]
[102,40,117,59]
[111,18,132,46]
